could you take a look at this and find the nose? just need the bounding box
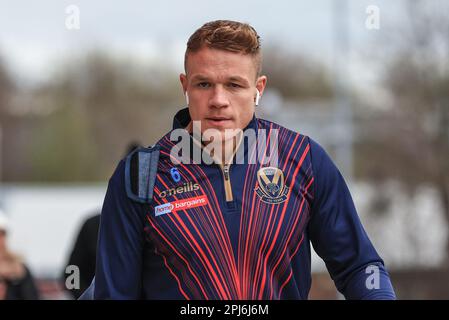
[209,86,229,109]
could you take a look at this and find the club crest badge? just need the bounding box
[255,166,289,204]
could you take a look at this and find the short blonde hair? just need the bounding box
[185,20,262,77]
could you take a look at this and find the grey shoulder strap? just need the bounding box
[125,145,160,204]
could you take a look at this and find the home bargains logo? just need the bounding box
[154,195,208,217]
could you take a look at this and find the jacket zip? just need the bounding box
[219,163,234,202]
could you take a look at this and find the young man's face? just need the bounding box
[180,47,267,140]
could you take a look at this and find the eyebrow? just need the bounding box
[191,75,250,86]
[229,76,250,86]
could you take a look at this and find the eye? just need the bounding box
[229,83,241,88]
[197,82,210,88]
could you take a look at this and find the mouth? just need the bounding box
[205,117,233,126]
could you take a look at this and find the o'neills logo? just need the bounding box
[158,182,200,198]
[154,195,208,217]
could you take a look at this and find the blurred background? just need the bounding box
[0,0,448,299]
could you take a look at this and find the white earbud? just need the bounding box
[185,91,189,106]
[255,89,261,106]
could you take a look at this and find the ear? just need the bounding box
[180,73,188,94]
[255,75,267,96]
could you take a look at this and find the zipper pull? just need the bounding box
[223,165,230,180]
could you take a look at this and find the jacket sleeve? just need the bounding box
[94,160,146,299]
[307,138,396,300]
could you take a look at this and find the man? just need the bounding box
[94,20,396,299]
[62,213,100,299]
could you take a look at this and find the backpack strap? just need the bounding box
[125,145,160,204]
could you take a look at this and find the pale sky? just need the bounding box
[0,0,405,87]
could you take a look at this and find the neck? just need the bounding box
[186,123,243,165]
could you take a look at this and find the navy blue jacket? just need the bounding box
[94,108,396,299]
